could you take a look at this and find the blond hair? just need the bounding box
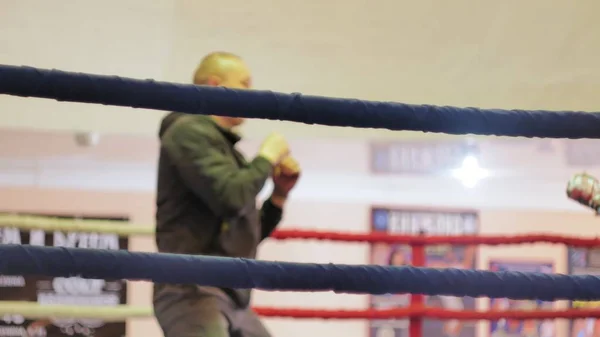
[193,52,243,85]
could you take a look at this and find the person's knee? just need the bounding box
[155,299,230,337]
[199,313,231,337]
[160,314,230,337]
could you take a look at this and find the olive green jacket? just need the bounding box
[154,113,282,306]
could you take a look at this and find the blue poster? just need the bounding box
[369,207,478,337]
[568,248,600,337]
[488,261,555,337]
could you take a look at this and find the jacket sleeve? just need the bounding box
[163,121,272,219]
[260,198,283,240]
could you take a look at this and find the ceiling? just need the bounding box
[1,0,599,140]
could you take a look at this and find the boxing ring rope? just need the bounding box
[1,216,600,322]
[2,65,600,138]
[2,65,600,337]
[0,303,152,321]
[2,301,600,321]
[4,214,600,247]
[6,243,600,299]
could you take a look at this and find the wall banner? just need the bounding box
[369,207,478,337]
[0,215,128,337]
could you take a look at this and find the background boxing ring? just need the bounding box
[2,215,600,337]
[2,65,600,337]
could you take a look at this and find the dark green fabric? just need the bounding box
[154,113,282,307]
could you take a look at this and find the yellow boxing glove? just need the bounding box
[258,133,290,165]
[274,156,300,176]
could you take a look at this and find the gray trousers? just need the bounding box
[154,286,272,337]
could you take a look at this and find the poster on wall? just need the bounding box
[0,215,128,337]
[369,207,478,337]
[568,248,600,337]
[488,261,555,337]
[369,140,478,174]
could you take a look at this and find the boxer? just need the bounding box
[154,51,300,337]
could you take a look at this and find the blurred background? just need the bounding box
[1,1,600,337]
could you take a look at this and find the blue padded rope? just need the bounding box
[0,245,599,300]
[1,65,600,138]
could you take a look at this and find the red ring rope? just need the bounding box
[265,229,600,337]
[271,229,600,247]
[254,307,600,320]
